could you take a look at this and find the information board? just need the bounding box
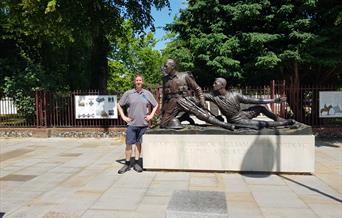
[75,95,118,119]
[319,91,342,118]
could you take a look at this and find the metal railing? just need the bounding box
[1,82,340,128]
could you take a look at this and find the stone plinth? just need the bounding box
[166,190,228,218]
[143,124,315,173]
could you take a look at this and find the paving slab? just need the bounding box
[146,180,189,197]
[227,201,263,218]
[307,203,342,218]
[222,174,250,193]
[260,207,317,218]
[252,191,309,208]
[0,137,341,218]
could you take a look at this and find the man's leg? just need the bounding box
[133,127,147,172]
[242,106,294,128]
[237,118,294,129]
[118,126,135,174]
[118,144,132,174]
[135,143,141,162]
[125,144,133,162]
[247,105,279,121]
[133,143,143,172]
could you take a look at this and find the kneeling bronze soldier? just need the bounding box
[160,59,235,130]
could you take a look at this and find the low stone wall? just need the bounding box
[0,128,126,138]
[314,127,342,138]
[0,126,341,138]
[0,129,32,138]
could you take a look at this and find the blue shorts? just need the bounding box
[125,126,147,145]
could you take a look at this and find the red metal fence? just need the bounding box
[285,84,341,127]
[1,82,341,128]
[36,90,127,128]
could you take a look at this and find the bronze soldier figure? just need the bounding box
[205,78,294,129]
[160,59,235,130]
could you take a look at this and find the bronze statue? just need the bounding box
[205,78,294,129]
[160,59,235,130]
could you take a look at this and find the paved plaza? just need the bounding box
[0,137,341,218]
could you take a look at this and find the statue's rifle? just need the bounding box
[191,101,260,130]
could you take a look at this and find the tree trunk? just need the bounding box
[90,34,109,90]
[288,62,302,122]
[89,0,109,91]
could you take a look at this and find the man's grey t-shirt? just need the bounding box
[118,89,157,126]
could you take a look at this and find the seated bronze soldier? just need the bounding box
[205,78,294,129]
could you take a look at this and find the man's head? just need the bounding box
[213,77,227,91]
[163,59,177,75]
[134,74,144,90]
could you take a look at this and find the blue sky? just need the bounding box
[151,0,187,50]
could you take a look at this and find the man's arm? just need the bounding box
[237,93,286,104]
[145,103,159,121]
[144,90,159,121]
[204,93,215,102]
[185,73,206,108]
[117,104,132,123]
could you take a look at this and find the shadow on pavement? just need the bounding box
[315,139,341,148]
[116,157,144,167]
[279,175,342,203]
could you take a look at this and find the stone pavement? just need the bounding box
[0,137,341,218]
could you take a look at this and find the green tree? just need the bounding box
[304,0,342,84]
[1,0,169,118]
[161,32,194,72]
[1,0,169,90]
[165,0,341,86]
[107,21,163,93]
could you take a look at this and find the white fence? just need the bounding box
[0,97,18,115]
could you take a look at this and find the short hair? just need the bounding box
[216,77,227,88]
[134,74,144,81]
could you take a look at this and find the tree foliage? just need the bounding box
[304,0,342,84]
[107,21,163,93]
[165,0,341,86]
[1,0,169,117]
[1,0,169,89]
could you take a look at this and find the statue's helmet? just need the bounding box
[166,118,184,129]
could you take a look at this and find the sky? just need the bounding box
[150,0,187,50]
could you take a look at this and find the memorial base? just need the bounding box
[143,125,315,173]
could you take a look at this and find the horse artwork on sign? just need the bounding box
[319,91,342,118]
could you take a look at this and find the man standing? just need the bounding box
[160,59,235,130]
[117,74,158,174]
[205,77,294,129]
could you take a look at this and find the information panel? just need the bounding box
[75,95,118,119]
[319,91,342,118]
